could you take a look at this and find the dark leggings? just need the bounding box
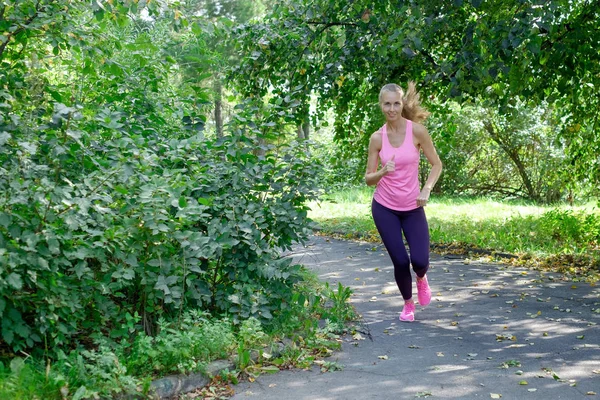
[371,199,430,300]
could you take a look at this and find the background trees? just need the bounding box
[233,0,599,200]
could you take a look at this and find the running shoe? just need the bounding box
[400,301,415,322]
[417,274,431,306]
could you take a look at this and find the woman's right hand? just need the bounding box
[382,154,395,176]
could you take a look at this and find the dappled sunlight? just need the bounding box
[232,236,599,399]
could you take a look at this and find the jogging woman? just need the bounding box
[365,82,443,322]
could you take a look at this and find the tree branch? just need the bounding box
[540,3,596,51]
[305,20,359,27]
[0,0,43,60]
[483,120,538,200]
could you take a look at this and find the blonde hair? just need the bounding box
[379,81,430,123]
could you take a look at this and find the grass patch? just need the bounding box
[309,187,600,281]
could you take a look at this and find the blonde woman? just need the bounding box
[365,82,443,322]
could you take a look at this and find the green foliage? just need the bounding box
[0,269,357,399]
[539,209,600,251]
[0,0,321,358]
[0,358,65,400]
[321,282,356,329]
[309,189,600,276]
[232,0,600,192]
[0,312,233,399]
[429,101,573,201]
[120,311,235,377]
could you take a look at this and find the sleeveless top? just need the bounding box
[373,121,421,211]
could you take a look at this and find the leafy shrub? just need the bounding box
[0,357,65,400]
[0,103,320,354]
[121,311,235,377]
[539,209,600,249]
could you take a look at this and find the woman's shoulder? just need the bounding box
[368,128,383,149]
[410,120,429,138]
[370,126,385,141]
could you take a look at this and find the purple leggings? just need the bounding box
[371,199,430,300]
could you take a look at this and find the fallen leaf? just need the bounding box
[552,373,561,381]
[415,391,433,398]
[408,344,420,349]
[519,380,528,385]
[378,355,388,360]
[437,352,445,357]
[577,335,585,340]
[353,333,365,340]
[587,392,597,396]
[269,384,277,388]
[528,388,537,392]
[490,394,502,399]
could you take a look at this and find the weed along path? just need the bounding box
[229,235,600,400]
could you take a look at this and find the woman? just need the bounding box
[365,82,443,322]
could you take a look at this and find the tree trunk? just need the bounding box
[483,121,538,201]
[214,79,223,138]
[302,120,309,140]
[297,113,309,140]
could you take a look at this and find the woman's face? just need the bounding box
[380,90,403,122]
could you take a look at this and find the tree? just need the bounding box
[175,0,266,137]
[231,0,600,193]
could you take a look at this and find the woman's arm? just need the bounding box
[365,131,394,186]
[414,123,443,206]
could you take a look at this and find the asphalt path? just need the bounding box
[230,236,600,400]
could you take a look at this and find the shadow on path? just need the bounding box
[231,236,600,400]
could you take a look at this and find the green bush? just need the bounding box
[0,1,323,356]
[0,113,320,354]
[539,209,600,249]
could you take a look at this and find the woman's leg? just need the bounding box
[371,200,413,300]
[401,206,430,278]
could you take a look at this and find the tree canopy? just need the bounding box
[232,0,600,187]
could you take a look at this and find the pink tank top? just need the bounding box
[373,121,421,211]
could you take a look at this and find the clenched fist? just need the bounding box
[382,154,395,176]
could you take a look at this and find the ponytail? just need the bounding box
[379,81,430,123]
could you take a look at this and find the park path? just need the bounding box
[230,235,600,400]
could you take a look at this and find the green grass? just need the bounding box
[309,187,600,279]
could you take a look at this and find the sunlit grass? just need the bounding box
[308,187,600,264]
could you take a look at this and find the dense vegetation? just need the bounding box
[1,0,599,398]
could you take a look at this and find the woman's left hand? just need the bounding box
[416,188,431,207]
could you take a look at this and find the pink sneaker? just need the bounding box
[417,275,431,306]
[400,301,415,322]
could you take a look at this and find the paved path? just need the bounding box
[231,236,600,399]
